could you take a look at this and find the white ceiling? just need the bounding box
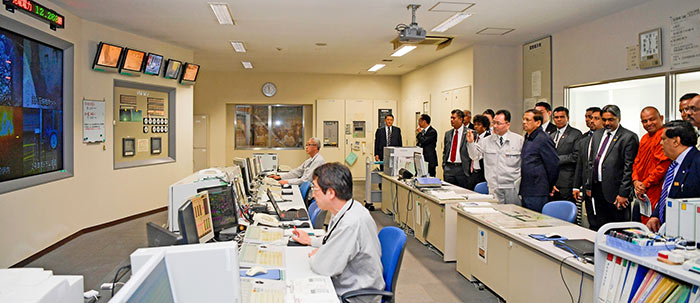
[52,0,651,75]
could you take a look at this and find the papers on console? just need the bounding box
[464,193,495,200]
[244,225,285,244]
[424,189,464,200]
[289,276,339,302]
[461,207,499,214]
[241,276,339,303]
[459,201,492,207]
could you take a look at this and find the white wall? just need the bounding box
[0,2,194,267]
[473,44,521,132]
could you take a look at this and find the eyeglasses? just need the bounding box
[305,143,318,147]
[492,121,508,126]
[686,106,699,113]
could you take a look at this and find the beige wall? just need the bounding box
[193,71,400,168]
[0,3,194,267]
[473,44,521,131]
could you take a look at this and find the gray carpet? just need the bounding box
[23,181,500,302]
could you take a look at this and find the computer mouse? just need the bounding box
[545,233,562,239]
[245,266,268,276]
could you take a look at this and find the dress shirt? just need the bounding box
[595,127,619,182]
[472,132,487,170]
[309,199,384,302]
[554,125,568,147]
[542,121,551,132]
[663,147,693,198]
[467,130,523,189]
[449,126,465,163]
[279,153,326,185]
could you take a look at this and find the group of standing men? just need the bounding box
[383,93,700,231]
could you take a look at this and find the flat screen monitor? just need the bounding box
[109,252,175,303]
[190,191,214,243]
[233,157,251,194]
[179,62,200,84]
[245,157,255,182]
[93,42,123,69]
[163,59,182,79]
[150,137,161,154]
[0,26,65,184]
[197,185,238,234]
[119,48,146,73]
[146,222,181,247]
[143,53,163,75]
[177,201,198,245]
[413,152,428,178]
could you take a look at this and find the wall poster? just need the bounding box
[82,99,105,143]
[670,8,700,69]
[523,36,552,112]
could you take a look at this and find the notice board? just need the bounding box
[523,36,552,111]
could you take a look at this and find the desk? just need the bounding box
[254,184,312,225]
[454,204,595,303]
[379,173,497,261]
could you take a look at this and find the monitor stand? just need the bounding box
[217,226,238,241]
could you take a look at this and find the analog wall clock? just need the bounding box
[262,82,277,97]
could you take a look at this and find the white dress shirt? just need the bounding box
[472,132,487,170]
[542,121,551,132]
[467,130,523,189]
[662,147,693,198]
[553,124,568,147]
[280,153,326,185]
[448,126,465,163]
[595,127,619,182]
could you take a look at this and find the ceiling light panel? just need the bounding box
[209,3,235,25]
[476,27,515,35]
[230,41,246,52]
[391,45,417,57]
[368,64,386,72]
[431,12,472,32]
[241,61,253,69]
[428,2,475,12]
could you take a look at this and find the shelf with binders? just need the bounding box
[594,222,700,303]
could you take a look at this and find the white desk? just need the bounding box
[455,204,595,303]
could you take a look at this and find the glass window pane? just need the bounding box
[235,105,269,148]
[270,106,304,148]
[568,76,665,139]
[675,71,700,120]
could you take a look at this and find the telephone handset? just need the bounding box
[253,213,280,227]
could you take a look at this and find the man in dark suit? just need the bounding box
[464,114,490,188]
[416,114,438,177]
[573,107,603,225]
[463,109,475,130]
[520,109,559,212]
[535,101,557,135]
[646,120,700,232]
[550,106,582,202]
[443,109,473,189]
[374,114,402,163]
[583,105,639,230]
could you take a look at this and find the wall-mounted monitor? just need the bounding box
[151,137,162,154]
[163,59,182,79]
[119,48,146,74]
[92,42,124,70]
[123,138,135,157]
[179,63,200,85]
[143,53,163,76]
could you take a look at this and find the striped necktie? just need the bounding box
[659,161,679,224]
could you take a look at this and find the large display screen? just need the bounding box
[0,27,63,182]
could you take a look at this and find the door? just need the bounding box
[316,99,345,166]
[193,114,208,171]
[345,99,373,180]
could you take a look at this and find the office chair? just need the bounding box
[542,200,577,223]
[300,181,312,202]
[308,200,320,225]
[341,226,407,303]
[474,181,488,194]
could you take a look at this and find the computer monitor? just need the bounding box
[177,201,198,245]
[178,192,214,244]
[245,157,256,181]
[146,222,182,247]
[253,157,263,177]
[253,153,278,172]
[233,157,252,194]
[413,152,428,178]
[196,185,238,234]
[109,252,174,303]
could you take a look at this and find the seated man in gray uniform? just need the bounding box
[292,162,384,302]
[270,137,325,185]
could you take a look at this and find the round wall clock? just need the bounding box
[262,82,277,97]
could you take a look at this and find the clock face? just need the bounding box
[262,82,277,97]
[640,31,659,57]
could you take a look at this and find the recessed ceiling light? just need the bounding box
[391,45,417,57]
[315,42,327,46]
[368,64,386,72]
[476,27,515,35]
[382,59,393,62]
[209,3,235,25]
[241,61,253,69]
[431,12,472,32]
[428,2,475,12]
[230,41,246,53]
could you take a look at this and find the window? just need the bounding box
[567,76,665,139]
[235,104,307,149]
[674,70,700,120]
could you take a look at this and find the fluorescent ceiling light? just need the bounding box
[391,45,417,57]
[368,64,386,72]
[230,41,246,53]
[209,3,234,25]
[241,61,253,69]
[431,12,472,32]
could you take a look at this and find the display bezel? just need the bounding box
[92,41,124,70]
[179,62,200,84]
[143,52,164,76]
[118,48,146,73]
[162,59,182,79]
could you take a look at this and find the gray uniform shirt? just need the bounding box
[467,130,523,189]
[309,199,384,303]
[280,153,326,185]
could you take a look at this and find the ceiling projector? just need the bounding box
[398,25,426,43]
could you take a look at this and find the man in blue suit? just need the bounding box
[520,109,559,212]
[647,120,700,232]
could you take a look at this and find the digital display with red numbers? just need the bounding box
[4,0,65,29]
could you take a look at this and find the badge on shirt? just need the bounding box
[674,181,680,186]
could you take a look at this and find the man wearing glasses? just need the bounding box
[686,94,700,150]
[292,163,384,302]
[269,137,326,185]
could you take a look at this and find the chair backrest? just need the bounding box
[542,200,577,223]
[378,226,407,295]
[300,181,312,201]
[313,209,327,229]
[474,181,488,194]
[308,201,320,225]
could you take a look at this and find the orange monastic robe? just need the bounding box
[632,129,671,223]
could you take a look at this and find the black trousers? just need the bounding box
[443,163,468,189]
[428,165,436,177]
[586,182,630,231]
[464,169,485,191]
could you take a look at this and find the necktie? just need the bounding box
[387,127,392,146]
[593,132,612,181]
[554,130,561,148]
[659,161,679,224]
[499,136,504,147]
[450,129,459,163]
